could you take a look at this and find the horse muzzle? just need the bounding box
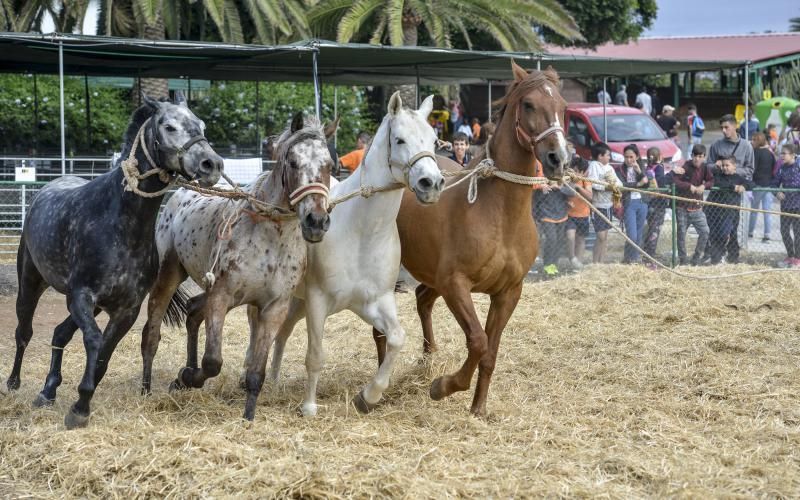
[191,153,224,187]
[300,211,330,243]
[413,174,445,205]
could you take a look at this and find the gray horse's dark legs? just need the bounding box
[7,246,48,392]
[36,308,100,405]
[64,289,105,429]
[94,306,141,386]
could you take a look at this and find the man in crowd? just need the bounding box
[656,105,679,143]
[615,84,628,106]
[635,86,652,116]
[338,131,371,173]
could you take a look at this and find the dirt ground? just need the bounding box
[1,265,800,497]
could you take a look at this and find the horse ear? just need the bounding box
[388,91,403,116]
[174,91,188,107]
[290,111,304,133]
[418,95,434,118]
[142,92,161,110]
[324,115,340,139]
[510,60,529,82]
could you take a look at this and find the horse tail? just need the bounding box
[163,284,191,327]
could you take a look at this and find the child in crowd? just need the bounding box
[641,146,671,263]
[672,144,713,265]
[533,161,572,278]
[587,142,623,263]
[705,155,754,264]
[565,154,592,269]
[773,144,800,268]
[616,144,650,264]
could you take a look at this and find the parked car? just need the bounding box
[564,103,683,171]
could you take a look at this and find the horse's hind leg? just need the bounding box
[416,284,440,356]
[470,283,523,417]
[141,252,188,394]
[429,278,487,404]
[168,292,207,392]
[268,297,306,383]
[7,244,48,392]
[176,289,229,390]
[34,308,100,407]
[93,306,141,386]
[353,293,406,413]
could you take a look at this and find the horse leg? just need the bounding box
[93,306,142,386]
[429,279,487,403]
[242,298,290,421]
[141,254,187,394]
[268,297,306,383]
[299,294,327,417]
[416,284,440,356]
[184,293,207,371]
[370,328,387,368]
[176,289,228,390]
[239,304,259,390]
[470,283,523,417]
[34,308,100,407]
[63,288,105,429]
[353,293,406,413]
[7,247,48,392]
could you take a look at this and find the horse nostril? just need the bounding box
[547,152,559,167]
[436,178,445,191]
[199,159,214,172]
[417,177,433,190]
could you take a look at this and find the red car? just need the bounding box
[564,103,684,171]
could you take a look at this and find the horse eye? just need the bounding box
[289,160,298,169]
[165,124,177,132]
[396,138,405,145]
[524,102,534,111]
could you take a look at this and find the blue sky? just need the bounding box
[645,0,800,36]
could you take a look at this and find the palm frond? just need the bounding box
[222,0,244,43]
[135,0,162,27]
[368,11,387,44]
[253,0,292,36]
[241,0,275,43]
[385,0,404,46]
[202,0,226,36]
[336,0,382,43]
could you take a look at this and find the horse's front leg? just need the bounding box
[269,297,306,383]
[353,293,406,413]
[429,276,487,405]
[63,289,102,429]
[471,282,523,417]
[175,289,229,389]
[93,306,142,386]
[35,309,100,407]
[300,292,327,417]
[242,297,291,421]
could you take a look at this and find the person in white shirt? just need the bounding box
[635,87,652,115]
[597,89,611,105]
[586,141,623,263]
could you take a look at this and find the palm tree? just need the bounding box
[308,0,582,50]
[790,17,800,32]
[0,0,87,32]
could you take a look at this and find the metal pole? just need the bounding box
[536,58,541,71]
[33,73,38,151]
[487,81,492,122]
[21,185,26,229]
[602,77,608,142]
[312,48,321,119]
[744,63,750,141]
[255,81,261,155]
[188,78,192,102]
[333,85,338,149]
[59,41,66,176]
[84,74,91,150]
[415,66,420,108]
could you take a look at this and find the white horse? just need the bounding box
[268,92,445,416]
[140,113,335,420]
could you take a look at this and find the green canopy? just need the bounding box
[0,33,747,84]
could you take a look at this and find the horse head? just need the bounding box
[274,112,335,243]
[504,61,569,178]
[385,92,445,204]
[142,92,223,187]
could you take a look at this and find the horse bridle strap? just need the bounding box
[289,183,330,208]
[514,102,565,152]
[388,150,437,188]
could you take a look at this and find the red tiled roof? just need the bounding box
[546,33,800,63]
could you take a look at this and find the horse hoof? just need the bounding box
[238,377,247,391]
[298,403,317,417]
[168,379,187,393]
[64,409,90,430]
[352,391,378,414]
[6,376,20,392]
[141,386,151,397]
[32,393,55,408]
[429,377,447,401]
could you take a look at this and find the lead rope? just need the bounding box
[120,118,177,197]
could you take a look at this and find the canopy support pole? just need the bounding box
[333,85,338,149]
[487,81,492,122]
[33,73,38,151]
[312,48,321,119]
[255,81,261,155]
[59,41,66,176]
[415,65,420,108]
[84,74,91,150]
[744,63,750,140]
[602,77,608,142]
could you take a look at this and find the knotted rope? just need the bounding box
[120,118,177,197]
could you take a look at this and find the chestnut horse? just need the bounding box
[373,62,569,416]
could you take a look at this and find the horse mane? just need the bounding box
[118,103,157,166]
[256,115,326,189]
[493,68,561,122]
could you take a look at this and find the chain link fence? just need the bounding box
[532,186,797,278]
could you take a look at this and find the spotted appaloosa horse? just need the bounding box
[373,62,569,416]
[140,113,335,420]
[268,92,445,416]
[5,94,223,429]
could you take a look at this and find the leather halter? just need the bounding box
[513,100,565,153]
[384,123,437,190]
[153,123,210,180]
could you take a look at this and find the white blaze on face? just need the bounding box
[544,85,554,98]
[551,114,567,152]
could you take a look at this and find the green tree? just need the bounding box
[542,0,657,49]
[308,0,582,50]
[790,17,800,32]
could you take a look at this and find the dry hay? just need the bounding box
[1,264,800,497]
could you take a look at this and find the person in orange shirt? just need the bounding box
[532,160,572,278]
[470,118,481,141]
[339,132,371,173]
[564,155,593,269]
